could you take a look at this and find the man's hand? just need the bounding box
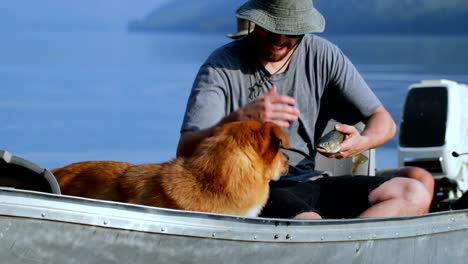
[318,105,396,160]
[178,85,301,158]
[319,124,369,159]
[236,85,300,128]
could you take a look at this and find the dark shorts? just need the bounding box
[260,175,396,219]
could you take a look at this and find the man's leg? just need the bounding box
[377,166,434,213]
[293,211,322,219]
[260,180,322,219]
[263,167,434,219]
[395,167,435,200]
[360,177,432,218]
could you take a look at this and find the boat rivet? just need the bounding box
[103,221,108,225]
[41,213,46,217]
[253,235,257,240]
[161,227,166,232]
[285,234,291,240]
[320,236,324,241]
[212,233,216,237]
[274,234,279,240]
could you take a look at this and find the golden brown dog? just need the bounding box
[52,121,290,217]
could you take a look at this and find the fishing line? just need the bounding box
[280,146,314,161]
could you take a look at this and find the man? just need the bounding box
[177,0,434,219]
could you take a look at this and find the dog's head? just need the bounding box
[211,121,290,181]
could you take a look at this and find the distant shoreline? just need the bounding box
[129,0,468,36]
[127,20,468,36]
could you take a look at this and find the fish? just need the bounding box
[315,130,345,154]
[316,129,369,175]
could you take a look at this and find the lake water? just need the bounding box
[1,27,468,170]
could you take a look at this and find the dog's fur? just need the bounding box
[52,121,290,217]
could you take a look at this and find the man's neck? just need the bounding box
[263,60,289,75]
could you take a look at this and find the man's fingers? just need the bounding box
[265,111,299,124]
[265,85,278,96]
[263,85,296,106]
[335,124,357,134]
[270,119,292,128]
[270,95,296,106]
[252,86,300,126]
[271,103,300,116]
[275,113,299,122]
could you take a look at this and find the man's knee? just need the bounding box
[369,177,432,211]
[378,166,435,199]
[398,167,435,195]
[293,211,322,220]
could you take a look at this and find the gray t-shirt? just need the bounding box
[181,34,381,173]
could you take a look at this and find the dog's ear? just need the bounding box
[269,123,290,149]
[259,122,290,160]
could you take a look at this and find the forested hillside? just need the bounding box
[129,0,468,35]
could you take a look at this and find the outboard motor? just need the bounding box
[398,80,468,198]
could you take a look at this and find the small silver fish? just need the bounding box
[315,130,345,153]
[316,129,369,175]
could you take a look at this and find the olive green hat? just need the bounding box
[227,17,255,39]
[236,0,325,35]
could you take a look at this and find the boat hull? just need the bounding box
[1,188,468,264]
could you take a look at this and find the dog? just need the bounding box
[52,121,290,217]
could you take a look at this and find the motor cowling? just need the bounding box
[398,79,468,192]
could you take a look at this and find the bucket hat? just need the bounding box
[236,0,325,35]
[227,18,255,39]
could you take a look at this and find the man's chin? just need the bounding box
[264,53,287,63]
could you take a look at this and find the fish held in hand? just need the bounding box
[315,130,345,153]
[316,129,369,175]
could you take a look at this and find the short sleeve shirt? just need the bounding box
[181,34,381,171]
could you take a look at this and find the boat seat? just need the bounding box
[314,121,376,176]
[0,150,61,194]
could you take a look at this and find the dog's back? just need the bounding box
[52,161,133,202]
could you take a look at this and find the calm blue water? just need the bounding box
[1,4,468,170]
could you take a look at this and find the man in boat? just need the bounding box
[177,0,434,219]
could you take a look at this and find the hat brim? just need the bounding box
[226,29,251,39]
[236,1,325,35]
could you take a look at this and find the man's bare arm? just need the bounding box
[360,105,396,149]
[327,105,396,159]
